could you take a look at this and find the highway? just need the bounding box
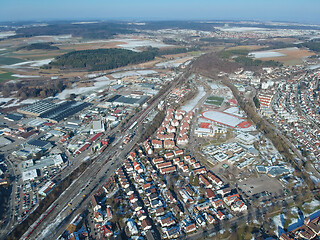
[19,70,191,240]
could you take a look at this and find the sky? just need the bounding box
[1,0,320,24]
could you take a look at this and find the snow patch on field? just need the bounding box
[0,31,16,39]
[249,51,286,58]
[116,39,171,51]
[12,74,40,78]
[0,98,38,108]
[217,27,268,32]
[181,86,205,112]
[303,199,320,210]
[273,214,286,236]
[56,80,116,99]
[111,70,157,78]
[3,58,53,69]
[0,97,14,103]
[30,59,53,67]
[93,76,110,81]
[155,60,182,68]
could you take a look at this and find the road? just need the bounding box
[19,70,192,240]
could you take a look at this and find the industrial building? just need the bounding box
[18,100,57,117]
[18,100,91,123]
[106,95,148,107]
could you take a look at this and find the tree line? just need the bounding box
[0,79,68,99]
[16,42,59,51]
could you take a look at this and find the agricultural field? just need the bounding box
[0,56,24,65]
[249,47,315,65]
[205,95,224,106]
[0,71,17,82]
[228,45,265,51]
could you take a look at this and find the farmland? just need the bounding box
[249,47,315,65]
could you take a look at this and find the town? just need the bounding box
[0,19,320,240]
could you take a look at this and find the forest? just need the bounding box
[16,42,59,51]
[12,22,134,39]
[0,79,68,99]
[47,48,157,71]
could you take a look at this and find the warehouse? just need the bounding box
[18,100,57,116]
[18,100,91,123]
[112,95,148,107]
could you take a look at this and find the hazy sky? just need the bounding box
[1,0,320,24]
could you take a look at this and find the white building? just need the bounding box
[91,120,105,133]
[22,169,38,181]
[38,181,55,196]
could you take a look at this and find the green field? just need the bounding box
[205,95,224,106]
[0,56,24,65]
[0,72,18,82]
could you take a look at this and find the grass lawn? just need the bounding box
[205,95,224,106]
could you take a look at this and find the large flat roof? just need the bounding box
[202,110,250,128]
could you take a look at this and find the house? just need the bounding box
[216,210,226,220]
[174,149,184,156]
[129,194,139,203]
[185,185,196,196]
[199,175,212,188]
[94,211,104,222]
[164,140,175,149]
[172,205,183,217]
[184,155,192,162]
[231,199,247,212]
[196,214,206,227]
[212,199,224,209]
[91,196,101,212]
[184,223,197,233]
[207,171,224,187]
[206,213,215,224]
[206,189,216,200]
[100,223,113,237]
[148,192,159,201]
[177,135,189,145]
[159,166,176,174]
[164,152,174,159]
[152,140,163,149]
[196,201,212,212]
[151,199,163,208]
[127,219,139,235]
[164,190,177,203]
[223,194,240,206]
[106,205,113,219]
[132,201,143,211]
[143,182,152,190]
[167,126,176,133]
[182,165,189,173]
[156,207,165,216]
[153,158,164,164]
[173,158,180,164]
[159,214,175,227]
[217,187,231,196]
[164,226,181,239]
[279,233,294,240]
[141,218,152,231]
[193,167,207,175]
[136,209,147,221]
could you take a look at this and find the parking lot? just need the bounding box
[238,175,283,198]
